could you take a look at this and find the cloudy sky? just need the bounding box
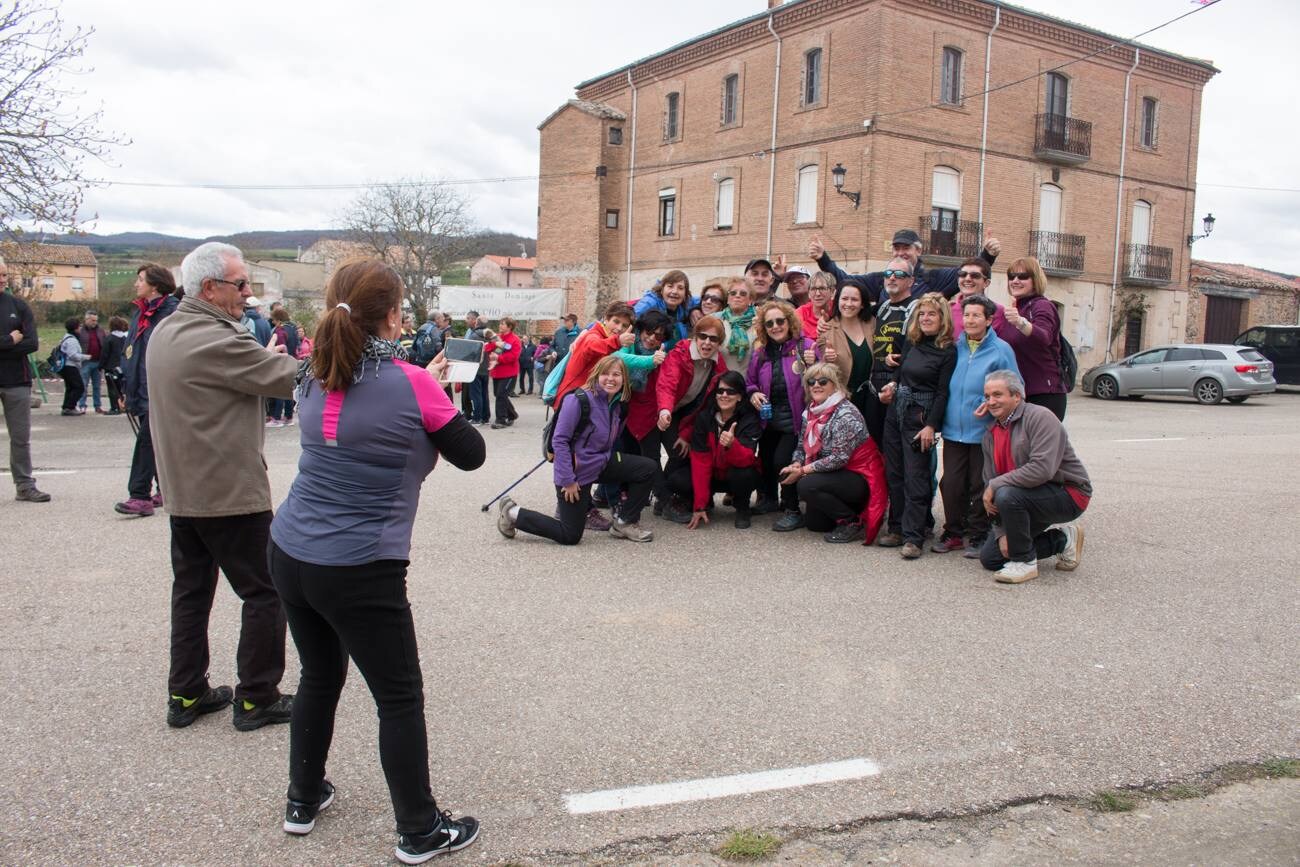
[52,0,1300,272]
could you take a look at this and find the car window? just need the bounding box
[1238,329,1264,345]
[1267,330,1298,348]
[1200,349,1225,360]
[1130,349,1167,365]
[1167,348,1203,361]
[1237,348,1267,362]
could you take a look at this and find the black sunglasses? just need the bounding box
[882,269,912,279]
[702,294,725,305]
[764,317,787,328]
[210,278,252,291]
[958,270,988,280]
[1007,272,1032,281]
[715,387,742,396]
[805,377,832,387]
[696,333,722,344]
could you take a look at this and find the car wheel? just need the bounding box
[1226,396,1248,404]
[1092,375,1118,400]
[1194,377,1224,405]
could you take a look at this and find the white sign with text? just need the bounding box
[436,285,563,320]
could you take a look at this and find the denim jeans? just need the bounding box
[979,482,1081,568]
[469,373,490,423]
[79,360,102,410]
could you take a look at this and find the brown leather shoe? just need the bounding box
[901,542,923,559]
[877,532,904,548]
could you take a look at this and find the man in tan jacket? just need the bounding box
[147,241,300,731]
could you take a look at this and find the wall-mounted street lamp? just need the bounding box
[831,163,860,210]
[1187,212,1215,246]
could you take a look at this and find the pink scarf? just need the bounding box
[801,392,843,462]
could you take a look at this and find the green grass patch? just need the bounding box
[1158,783,1207,800]
[1261,758,1300,778]
[1090,790,1139,812]
[718,830,780,860]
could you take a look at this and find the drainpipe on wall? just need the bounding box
[1103,47,1141,361]
[766,14,782,257]
[977,3,1000,227]
[625,69,638,294]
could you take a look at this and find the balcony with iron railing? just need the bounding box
[1034,113,1092,164]
[1029,230,1086,276]
[917,216,984,263]
[1123,243,1173,286]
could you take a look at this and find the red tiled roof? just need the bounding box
[0,241,97,267]
[483,255,536,271]
[1191,260,1300,294]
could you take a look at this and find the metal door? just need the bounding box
[1161,347,1204,392]
[1123,348,1167,393]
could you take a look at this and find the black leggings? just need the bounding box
[514,452,657,545]
[666,463,760,513]
[758,426,799,511]
[637,427,670,502]
[795,470,869,531]
[1027,392,1067,421]
[493,377,517,423]
[60,367,84,411]
[270,544,439,834]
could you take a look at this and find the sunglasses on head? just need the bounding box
[715,387,742,396]
[958,270,987,280]
[805,376,832,387]
[882,269,911,279]
[764,317,787,328]
[696,332,722,344]
[1007,272,1032,281]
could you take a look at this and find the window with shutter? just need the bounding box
[940,48,962,105]
[795,165,818,224]
[716,178,735,229]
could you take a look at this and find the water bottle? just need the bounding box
[759,400,772,422]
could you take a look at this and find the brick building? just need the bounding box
[470,254,537,288]
[1187,261,1300,346]
[535,0,1217,367]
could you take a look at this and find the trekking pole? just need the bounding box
[480,459,547,512]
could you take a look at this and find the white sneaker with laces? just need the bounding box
[610,520,653,542]
[995,559,1039,584]
[1057,523,1084,571]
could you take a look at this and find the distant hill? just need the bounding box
[42,229,536,259]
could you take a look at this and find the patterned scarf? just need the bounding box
[802,391,844,462]
[720,306,756,362]
[132,295,168,339]
[295,334,407,394]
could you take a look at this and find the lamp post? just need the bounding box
[830,163,860,210]
[1186,212,1215,246]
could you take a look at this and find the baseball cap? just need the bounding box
[244,295,262,307]
[891,229,922,247]
[786,265,811,278]
[744,258,774,273]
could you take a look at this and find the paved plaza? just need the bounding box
[1,387,1297,864]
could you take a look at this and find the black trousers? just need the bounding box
[1027,392,1067,421]
[59,366,84,411]
[979,483,1081,568]
[795,470,869,531]
[861,371,892,445]
[666,463,760,513]
[637,427,670,502]
[168,511,285,705]
[493,376,517,423]
[270,544,440,834]
[882,402,934,544]
[515,452,656,545]
[127,411,159,500]
[940,439,989,542]
[758,426,799,511]
[520,366,534,393]
[106,371,124,411]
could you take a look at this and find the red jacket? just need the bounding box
[626,366,664,440]
[847,438,888,545]
[655,340,727,440]
[689,409,760,511]
[555,322,623,402]
[487,332,521,379]
[797,302,823,341]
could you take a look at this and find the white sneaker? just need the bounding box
[265,419,284,428]
[1057,523,1084,571]
[995,559,1039,584]
[496,496,516,539]
[610,520,653,542]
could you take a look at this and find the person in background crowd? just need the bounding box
[949,258,1005,332]
[411,312,442,366]
[797,270,836,340]
[462,310,490,425]
[994,256,1067,421]
[58,318,90,415]
[698,279,727,319]
[937,294,1020,558]
[979,369,1089,584]
[147,241,299,733]
[116,263,180,517]
[270,258,485,862]
[718,276,756,373]
[76,309,108,413]
[295,325,313,359]
[517,335,536,395]
[533,339,550,379]
[102,315,128,415]
[746,300,819,521]
[878,293,956,559]
[498,356,657,545]
[810,229,1002,304]
[398,312,417,357]
[782,264,811,308]
[266,307,301,428]
[745,257,781,305]
[0,254,51,502]
[487,317,522,429]
[777,362,887,543]
[666,370,761,530]
[616,311,671,511]
[242,295,273,346]
[861,257,917,446]
[634,269,696,345]
[656,316,729,517]
[819,279,876,422]
[550,313,580,363]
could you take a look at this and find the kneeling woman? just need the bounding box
[666,371,762,529]
[498,356,657,544]
[776,363,887,543]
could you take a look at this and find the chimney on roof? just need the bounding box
[767,0,782,8]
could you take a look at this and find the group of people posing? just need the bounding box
[496,228,1091,586]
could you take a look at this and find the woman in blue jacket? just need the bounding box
[497,355,657,545]
[633,269,697,345]
[935,293,1020,557]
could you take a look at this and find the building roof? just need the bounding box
[576,0,1218,92]
[481,254,537,271]
[537,98,627,131]
[0,241,97,267]
[1191,260,1300,294]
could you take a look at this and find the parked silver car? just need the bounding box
[1080,344,1276,404]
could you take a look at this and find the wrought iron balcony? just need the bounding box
[1034,113,1092,164]
[917,216,984,262]
[1123,243,1173,286]
[1029,230,1086,276]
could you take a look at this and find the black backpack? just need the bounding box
[46,343,65,373]
[542,390,626,463]
[1058,333,1079,393]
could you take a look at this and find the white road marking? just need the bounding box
[1112,437,1186,443]
[563,758,881,815]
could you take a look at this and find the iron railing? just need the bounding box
[1124,244,1173,284]
[1034,113,1092,161]
[918,216,984,259]
[1029,230,1086,274]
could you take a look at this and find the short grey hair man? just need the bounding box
[985,368,1025,398]
[181,242,243,297]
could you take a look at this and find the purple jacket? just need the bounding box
[745,336,819,435]
[993,293,1065,397]
[552,387,624,487]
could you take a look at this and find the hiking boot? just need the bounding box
[584,509,611,531]
[284,780,335,835]
[662,498,693,525]
[995,560,1039,583]
[114,497,155,517]
[232,694,294,731]
[900,542,923,560]
[489,422,507,429]
[167,685,233,728]
[751,496,780,515]
[652,496,666,517]
[931,533,964,553]
[876,531,904,548]
[772,511,805,532]
[734,510,752,530]
[826,521,864,543]
[496,497,517,539]
[15,486,51,503]
[151,491,164,509]
[610,519,653,542]
[1056,524,1085,571]
[395,811,480,864]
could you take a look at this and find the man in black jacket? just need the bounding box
[0,256,50,502]
[810,229,1002,304]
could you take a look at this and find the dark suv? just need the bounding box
[1235,325,1300,385]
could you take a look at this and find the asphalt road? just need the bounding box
[1,385,1296,864]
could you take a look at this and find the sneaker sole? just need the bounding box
[1057,525,1085,572]
[283,788,334,835]
[609,525,652,542]
[233,714,290,732]
[395,824,480,864]
[995,568,1039,584]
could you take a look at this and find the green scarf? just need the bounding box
[720,306,756,362]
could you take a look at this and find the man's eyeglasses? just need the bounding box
[882,269,912,279]
[695,333,723,344]
[958,271,987,280]
[210,278,252,291]
[805,377,832,387]
[1007,272,1032,281]
[715,387,742,396]
[763,317,787,328]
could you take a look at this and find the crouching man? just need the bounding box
[980,369,1089,584]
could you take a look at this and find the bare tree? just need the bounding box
[339,177,476,313]
[0,1,123,238]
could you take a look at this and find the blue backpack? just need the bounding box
[46,344,65,373]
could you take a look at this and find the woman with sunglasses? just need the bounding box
[634,269,696,346]
[747,300,819,525]
[820,280,876,421]
[718,276,757,373]
[698,279,728,318]
[665,371,762,529]
[994,257,1067,420]
[777,363,887,543]
[616,310,673,511]
[948,259,1005,331]
[878,292,956,559]
[655,316,729,514]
